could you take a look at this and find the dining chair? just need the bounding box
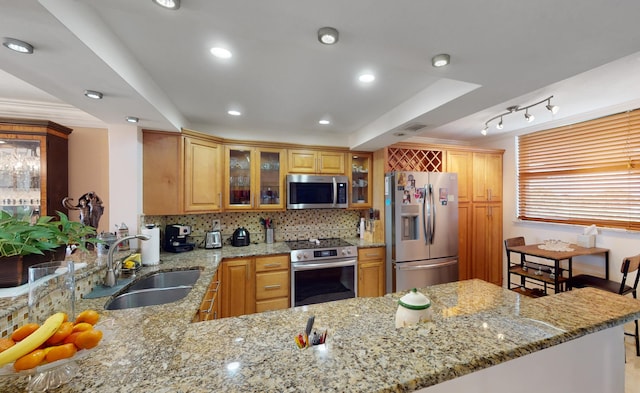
[568,254,640,356]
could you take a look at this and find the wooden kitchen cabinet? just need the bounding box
[350,152,372,207]
[184,135,222,212]
[255,254,290,312]
[193,270,220,322]
[471,203,503,286]
[446,150,472,203]
[0,119,72,218]
[143,129,222,214]
[219,257,256,318]
[224,145,285,211]
[288,149,345,174]
[472,152,502,202]
[358,247,385,297]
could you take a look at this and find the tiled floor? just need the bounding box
[625,323,639,393]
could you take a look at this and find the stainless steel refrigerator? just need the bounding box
[385,171,459,293]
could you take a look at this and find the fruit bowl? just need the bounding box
[0,318,113,392]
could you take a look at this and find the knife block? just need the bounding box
[363,220,384,243]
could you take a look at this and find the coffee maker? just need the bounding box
[164,224,195,253]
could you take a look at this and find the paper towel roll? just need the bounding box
[141,226,160,266]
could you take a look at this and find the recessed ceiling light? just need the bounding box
[228,110,241,116]
[358,73,375,83]
[210,47,232,59]
[319,119,330,125]
[84,90,103,100]
[126,116,139,123]
[317,27,339,45]
[152,0,180,10]
[431,53,450,67]
[2,38,34,54]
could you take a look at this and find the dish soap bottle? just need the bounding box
[117,222,130,251]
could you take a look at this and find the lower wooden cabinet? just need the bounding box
[358,247,385,297]
[193,271,220,322]
[255,254,290,312]
[219,257,256,318]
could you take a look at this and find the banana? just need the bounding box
[0,312,65,367]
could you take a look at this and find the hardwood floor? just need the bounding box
[625,322,640,393]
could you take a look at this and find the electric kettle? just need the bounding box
[232,227,250,247]
[205,231,222,249]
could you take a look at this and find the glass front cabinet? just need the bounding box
[350,153,372,208]
[224,145,285,211]
[0,119,71,220]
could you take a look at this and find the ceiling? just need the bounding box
[1,0,640,151]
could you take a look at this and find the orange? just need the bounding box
[45,343,77,363]
[10,323,40,341]
[75,310,100,326]
[46,321,74,345]
[72,322,94,333]
[0,337,15,353]
[63,332,81,346]
[13,349,46,371]
[74,329,103,349]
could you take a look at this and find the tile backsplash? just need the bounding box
[142,209,362,247]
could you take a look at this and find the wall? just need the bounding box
[481,134,640,284]
[67,126,109,233]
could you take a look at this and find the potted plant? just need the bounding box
[0,211,98,288]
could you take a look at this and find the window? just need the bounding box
[517,109,640,231]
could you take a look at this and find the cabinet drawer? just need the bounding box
[358,247,385,261]
[256,297,289,313]
[256,270,289,300]
[255,254,289,272]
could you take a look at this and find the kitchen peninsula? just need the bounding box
[1,248,639,392]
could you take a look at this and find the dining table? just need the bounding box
[505,243,610,294]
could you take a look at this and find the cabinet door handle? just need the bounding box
[364,253,379,258]
[218,192,222,208]
[264,284,281,290]
[488,188,492,201]
[263,263,282,268]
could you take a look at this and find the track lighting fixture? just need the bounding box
[481,95,559,135]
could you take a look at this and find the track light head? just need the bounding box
[496,117,504,130]
[546,99,559,114]
[481,125,488,136]
[524,110,535,122]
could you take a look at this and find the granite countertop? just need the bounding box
[2,261,640,393]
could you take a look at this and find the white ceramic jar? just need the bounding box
[395,288,431,328]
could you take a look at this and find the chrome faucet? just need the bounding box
[104,234,151,287]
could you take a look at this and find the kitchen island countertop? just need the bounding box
[2,261,639,393]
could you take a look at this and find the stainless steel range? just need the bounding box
[286,238,357,307]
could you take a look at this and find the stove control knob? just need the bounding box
[296,254,303,260]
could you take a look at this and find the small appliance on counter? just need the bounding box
[205,230,222,249]
[164,224,196,253]
[231,227,250,247]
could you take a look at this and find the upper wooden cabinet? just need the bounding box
[224,145,285,211]
[446,150,472,203]
[288,149,345,174]
[0,119,72,218]
[350,152,372,207]
[472,152,502,202]
[143,129,222,215]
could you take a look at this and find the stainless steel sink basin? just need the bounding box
[105,286,193,310]
[127,269,201,290]
[104,268,201,310]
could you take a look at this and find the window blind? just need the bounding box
[517,109,640,231]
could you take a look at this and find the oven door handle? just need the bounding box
[292,260,357,271]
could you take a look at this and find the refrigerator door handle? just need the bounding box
[423,183,429,245]
[429,183,436,244]
[396,259,457,271]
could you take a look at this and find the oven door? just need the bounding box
[291,258,357,307]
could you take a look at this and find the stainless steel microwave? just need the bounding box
[286,174,349,209]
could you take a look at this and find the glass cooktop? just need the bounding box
[285,238,354,251]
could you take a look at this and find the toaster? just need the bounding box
[205,230,222,249]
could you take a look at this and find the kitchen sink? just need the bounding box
[127,269,201,290]
[105,286,194,310]
[104,268,201,310]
